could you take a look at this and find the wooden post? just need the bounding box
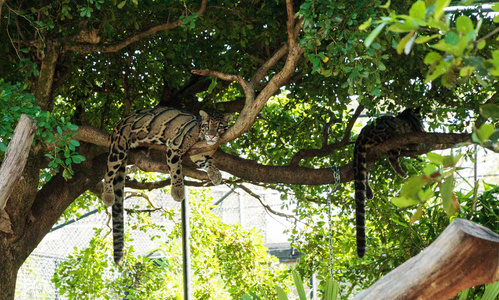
[0,114,38,234]
[355,219,499,300]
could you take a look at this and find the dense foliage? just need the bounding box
[0,0,498,298]
[52,191,289,299]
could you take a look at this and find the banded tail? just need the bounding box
[353,141,371,258]
[112,161,126,265]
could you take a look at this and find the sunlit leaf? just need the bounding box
[391,196,420,208]
[409,1,426,19]
[364,22,387,48]
[426,152,444,165]
[434,0,451,20]
[409,205,424,225]
[456,16,474,34]
[441,174,459,216]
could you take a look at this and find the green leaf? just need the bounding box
[364,22,387,48]
[444,32,459,46]
[292,271,307,300]
[391,196,420,208]
[418,188,434,203]
[400,175,432,197]
[117,0,126,9]
[62,169,72,179]
[482,281,499,300]
[456,16,473,34]
[441,174,459,216]
[275,286,288,300]
[359,17,372,31]
[404,32,417,54]
[397,31,415,55]
[434,0,451,20]
[426,152,444,165]
[0,142,7,152]
[415,34,440,44]
[442,153,463,168]
[66,124,79,131]
[475,123,495,143]
[72,155,86,164]
[409,1,426,19]
[424,52,441,65]
[388,21,416,33]
[409,205,424,225]
[458,288,470,300]
[324,276,339,300]
[477,40,486,50]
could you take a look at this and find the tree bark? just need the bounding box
[354,219,499,300]
[0,115,38,212]
[0,144,107,300]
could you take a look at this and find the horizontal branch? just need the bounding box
[289,105,364,165]
[70,125,472,188]
[214,150,349,185]
[64,0,207,53]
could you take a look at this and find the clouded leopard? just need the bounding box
[353,108,423,258]
[103,107,232,264]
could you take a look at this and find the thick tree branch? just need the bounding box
[189,0,304,156]
[355,219,499,300]
[63,0,208,53]
[69,125,471,187]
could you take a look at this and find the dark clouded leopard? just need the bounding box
[103,107,232,264]
[353,108,423,258]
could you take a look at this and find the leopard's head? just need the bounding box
[199,111,233,145]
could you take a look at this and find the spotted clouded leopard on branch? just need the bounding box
[353,108,423,258]
[103,107,233,264]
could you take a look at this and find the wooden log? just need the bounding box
[355,218,499,300]
[0,114,38,234]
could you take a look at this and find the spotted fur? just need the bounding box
[353,108,423,258]
[102,107,232,264]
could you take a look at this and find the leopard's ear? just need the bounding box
[223,114,233,123]
[199,110,209,119]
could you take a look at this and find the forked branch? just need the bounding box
[189,0,304,155]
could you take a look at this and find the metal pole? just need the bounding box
[181,192,192,300]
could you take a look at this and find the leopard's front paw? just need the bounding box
[207,167,222,185]
[102,192,115,207]
[171,185,185,202]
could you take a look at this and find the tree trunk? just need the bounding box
[0,143,108,300]
[355,219,499,300]
[0,255,21,300]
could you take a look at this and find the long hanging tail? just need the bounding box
[112,162,126,265]
[353,142,367,258]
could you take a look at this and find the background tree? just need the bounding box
[0,0,497,299]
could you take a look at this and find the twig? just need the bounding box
[191,69,255,105]
[236,183,300,222]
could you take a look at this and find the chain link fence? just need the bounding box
[15,183,296,299]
